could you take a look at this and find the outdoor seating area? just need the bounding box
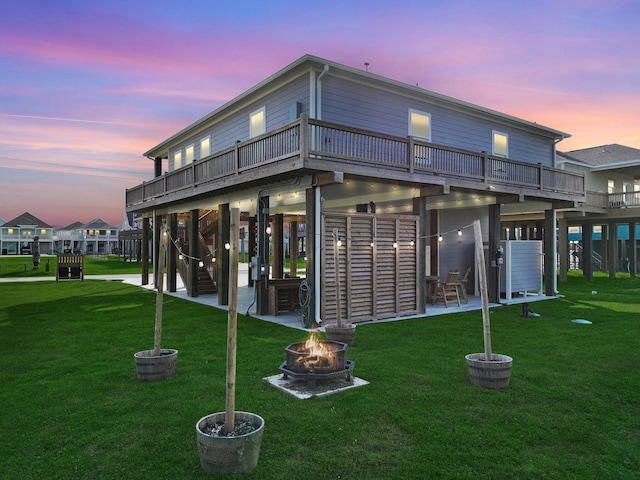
[430,267,472,308]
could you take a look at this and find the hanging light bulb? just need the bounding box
[224,242,231,250]
[370,241,374,247]
[393,241,398,249]
[212,257,216,263]
[457,229,462,236]
[178,254,183,260]
[438,235,443,242]
[337,238,342,247]
[266,226,271,235]
[410,239,415,246]
[198,261,204,268]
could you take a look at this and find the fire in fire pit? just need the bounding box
[279,334,354,388]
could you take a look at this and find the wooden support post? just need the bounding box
[248,216,257,287]
[290,221,298,277]
[225,208,240,434]
[219,203,230,306]
[167,213,177,293]
[142,217,150,285]
[544,209,555,296]
[630,222,637,278]
[153,227,167,356]
[558,217,568,283]
[608,222,618,278]
[188,209,199,297]
[413,197,428,312]
[474,220,492,360]
[305,188,316,318]
[333,228,342,328]
[257,196,270,315]
[583,221,593,281]
[488,204,501,304]
[273,213,284,279]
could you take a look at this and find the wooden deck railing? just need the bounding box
[607,191,640,208]
[126,114,585,207]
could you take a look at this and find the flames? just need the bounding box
[296,333,338,372]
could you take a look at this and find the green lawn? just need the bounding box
[0,255,150,278]
[1,272,638,479]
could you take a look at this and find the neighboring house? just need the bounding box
[556,144,640,278]
[0,212,53,255]
[53,219,119,255]
[125,54,584,323]
[54,221,85,254]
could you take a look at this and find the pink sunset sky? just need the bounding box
[1,0,639,227]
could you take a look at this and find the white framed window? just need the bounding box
[492,131,509,157]
[608,180,615,194]
[173,151,182,170]
[409,109,431,140]
[185,144,194,165]
[200,136,210,159]
[250,107,266,138]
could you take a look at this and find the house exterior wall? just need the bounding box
[168,74,311,171]
[320,75,556,166]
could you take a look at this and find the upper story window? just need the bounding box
[409,109,431,141]
[492,131,509,157]
[185,144,194,165]
[250,107,266,138]
[173,151,182,170]
[200,136,210,159]
[608,180,614,194]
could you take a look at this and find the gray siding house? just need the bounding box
[126,54,584,323]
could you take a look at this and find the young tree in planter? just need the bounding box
[464,219,513,389]
[195,208,265,474]
[133,224,178,381]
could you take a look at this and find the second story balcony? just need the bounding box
[126,115,586,212]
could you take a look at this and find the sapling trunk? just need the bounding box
[333,229,342,328]
[225,208,240,434]
[153,228,167,357]
[473,220,492,361]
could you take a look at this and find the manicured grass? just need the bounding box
[1,272,639,479]
[0,255,150,278]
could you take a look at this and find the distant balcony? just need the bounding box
[607,191,640,208]
[581,191,640,210]
[126,115,585,209]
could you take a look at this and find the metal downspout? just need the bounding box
[313,64,329,325]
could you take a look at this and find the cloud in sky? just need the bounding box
[0,0,639,226]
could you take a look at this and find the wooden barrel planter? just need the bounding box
[465,353,512,389]
[196,411,265,474]
[134,349,178,381]
[324,323,356,346]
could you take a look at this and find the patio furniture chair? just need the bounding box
[432,270,460,307]
[454,267,472,303]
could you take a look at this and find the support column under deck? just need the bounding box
[488,204,501,304]
[142,217,150,285]
[583,221,593,281]
[218,203,230,306]
[168,213,177,293]
[630,222,637,278]
[544,209,556,295]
